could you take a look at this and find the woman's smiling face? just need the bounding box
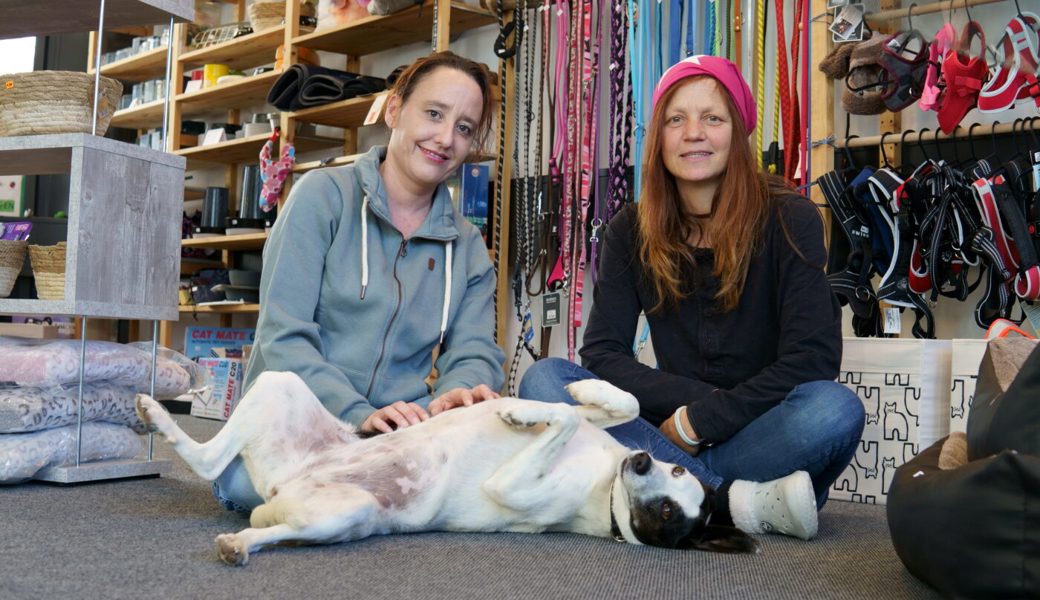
[384,66,484,193]
[660,77,733,196]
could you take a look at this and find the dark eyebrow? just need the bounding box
[425,100,478,127]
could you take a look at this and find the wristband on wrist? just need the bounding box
[672,406,701,447]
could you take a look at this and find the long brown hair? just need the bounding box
[637,76,791,314]
[389,50,495,152]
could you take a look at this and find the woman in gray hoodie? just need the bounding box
[214,51,506,513]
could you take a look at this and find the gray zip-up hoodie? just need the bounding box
[244,145,505,426]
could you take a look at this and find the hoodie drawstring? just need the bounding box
[440,241,452,344]
[360,195,369,300]
[358,194,453,345]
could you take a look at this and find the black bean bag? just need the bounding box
[886,340,1040,598]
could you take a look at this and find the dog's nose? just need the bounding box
[631,451,651,475]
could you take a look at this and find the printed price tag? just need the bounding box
[364,93,389,126]
[542,292,561,326]
[881,303,901,335]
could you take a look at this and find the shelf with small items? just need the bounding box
[90,45,169,81]
[110,98,165,130]
[179,302,260,314]
[178,25,286,71]
[289,94,379,129]
[293,1,495,56]
[181,231,268,252]
[175,69,281,115]
[176,131,343,169]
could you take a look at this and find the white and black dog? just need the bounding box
[136,371,757,565]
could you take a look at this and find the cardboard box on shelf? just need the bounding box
[190,356,243,421]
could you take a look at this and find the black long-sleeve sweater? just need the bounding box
[579,197,843,444]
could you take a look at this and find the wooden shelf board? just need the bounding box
[0,298,177,320]
[293,150,494,174]
[0,0,193,40]
[294,152,365,173]
[0,133,183,175]
[182,231,268,251]
[177,132,343,168]
[290,95,377,128]
[91,46,169,81]
[176,70,281,116]
[110,99,165,130]
[179,302,260,314]
[179,26,286,71]
[294,1,495,55]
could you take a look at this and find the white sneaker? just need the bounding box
[729,471,818,540]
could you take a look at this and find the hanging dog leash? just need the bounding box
[258,127,295,213]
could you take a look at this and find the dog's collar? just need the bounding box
[609,477,625,543]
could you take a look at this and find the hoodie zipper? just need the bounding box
[365,238,409,399]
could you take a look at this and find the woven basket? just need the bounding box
[0,71,123,137]
[0,239,26,297]
[249,1,317,31]
[28,242,67,300]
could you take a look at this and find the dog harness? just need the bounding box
[920,23,956,111]
[937,21,988,134]
[878,30,932,112]
[978,14,1040,113]
[820,167,879,325]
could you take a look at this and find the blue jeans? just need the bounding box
[518,358,865,508]
[212,457,263,515]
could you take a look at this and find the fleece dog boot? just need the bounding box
[729,471,818,540]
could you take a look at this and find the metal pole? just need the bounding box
[149,321,158,460]
[161,16,174,151]
[76,317,89,466]
[91,0,107,136]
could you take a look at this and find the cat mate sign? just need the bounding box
[831,338,951,505]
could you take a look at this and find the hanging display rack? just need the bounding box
[836,119,1034,147]
[865,0,1006,25]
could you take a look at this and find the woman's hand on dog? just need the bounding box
[429,385,500,416]
[360,401,430,434]
[359,385,500,434]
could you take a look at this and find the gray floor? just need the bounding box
[0,414,940,600]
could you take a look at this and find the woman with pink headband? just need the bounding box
[520,56,864,542]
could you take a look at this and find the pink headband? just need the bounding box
[651,55,757,133]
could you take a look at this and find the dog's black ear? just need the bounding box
[677,525,760,554]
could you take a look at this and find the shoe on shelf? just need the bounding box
[729,471,818,541]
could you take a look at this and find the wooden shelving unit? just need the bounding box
[290,94,379,128]
[293,1,495,55]
[181,231,268,251]
[91,45,169,80]
[178,25,285,71]
[180,303,260,314]
[175,70,281,115]
[176,132,342,169]
[110,98,165,129]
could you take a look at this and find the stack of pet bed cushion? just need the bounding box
[0,337,197,483]
[886,337,1039,598]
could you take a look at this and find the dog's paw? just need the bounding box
[135,394,175,440]
[216,533,249,566]
[497,403,560,429]
[565,380,639,417]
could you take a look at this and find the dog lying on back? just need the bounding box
[136,372,757,565]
